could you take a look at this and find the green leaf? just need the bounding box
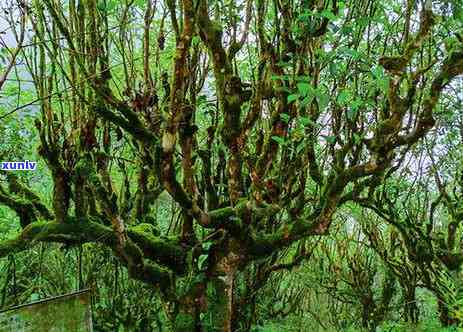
[325,135,337,144]
[280,113,290,123]
[202,242,213,251]
[453,4,463,21]
[340,47,361,59]
[357,17,370,27]
[192,36,201,46]
[346,108,358,121]
[371,66,389,93]
[297,82,312,96]
[299,116,315,126]
[341,25,354,35]
[337,90,351,105]
[288,94,299,103]
[300,95,315,107]
[97,0,106,11]
[328,63,340,78]
[351,98,363,110]
[320,9,337,20]
[371,65,384,79]
[271,136,285,145]
[315,90,330,110]
[106,0,118,11]
[198,254,208,270]
[378,78,389,94]
[96,0,118,13]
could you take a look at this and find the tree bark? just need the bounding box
[172,239,242,331]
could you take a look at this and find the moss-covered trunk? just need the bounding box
[172,240,242,331]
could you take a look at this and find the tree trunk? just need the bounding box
[172,239,243,331]
[403,287,419,324]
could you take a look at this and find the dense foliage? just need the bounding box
[0,0,462,330]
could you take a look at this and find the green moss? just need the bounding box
[0,219,187,276]
[127,227,187,274]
